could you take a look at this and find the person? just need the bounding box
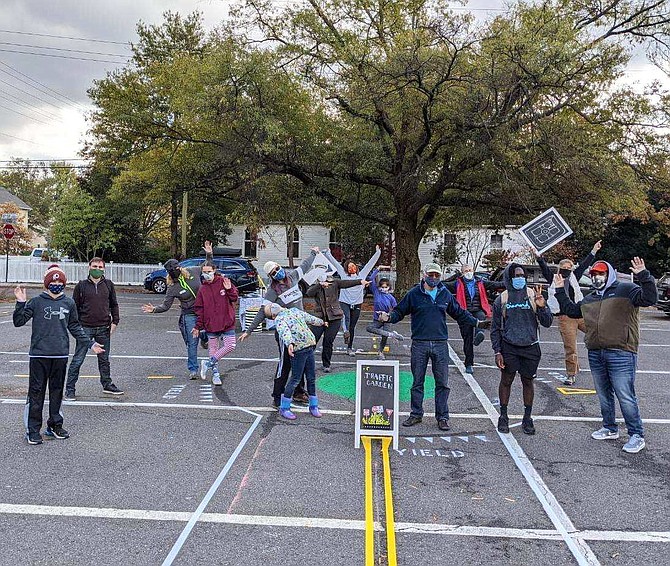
[240,247,319,407]
[554,257,657,454]
[305,272,368,372]
[264,303,327,420]
[365,268,405,360]
[379,263,488,431]
[13,265,105,445]
[192,261,239,386]
[534,240,602,385]
[65,257,122,400]
[142,241,213,379]
[490,264,553,436]
[324,245,381,355]
[445,265,505,374]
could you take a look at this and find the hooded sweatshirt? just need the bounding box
[490,263,553,352]
[194,275,239,333]
[555,261,657,353]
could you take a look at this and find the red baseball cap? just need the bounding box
[589,261,608,275]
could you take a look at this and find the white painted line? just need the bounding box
[0,320,12,324]
[474,363,670,376]
[0,503,192,522]
[449,344,601,566]
[162,408,262,565]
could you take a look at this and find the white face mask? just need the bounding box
[202,271,215,282]
[592,274,607,290]
[380,287,390,294]
[463,272,474,280]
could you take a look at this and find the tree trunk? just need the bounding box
[169,189,180,257]
[394,214,423,295]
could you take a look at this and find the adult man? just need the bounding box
[491,264,553,435]
[554,257,657,453]
[535,240,602,385]
[379,263,488,431]
[445,265,505,374]
[66,258,122,399]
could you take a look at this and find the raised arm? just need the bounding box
[629,258,658,307]
[297,247,319,275]
[553,274,584,318]
[535,252,554,284]
[359,246,381,279]
[13,293,34,327]
[574,241,601,280]
[323,248,346,278]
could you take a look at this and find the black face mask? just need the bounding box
[169,269,182,280]
[559,269,572,278]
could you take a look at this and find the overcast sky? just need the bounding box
[0,0,664,164]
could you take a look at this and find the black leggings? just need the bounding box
[341,303,361,348]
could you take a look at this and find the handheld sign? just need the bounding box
[355,359,399,450]
[519,207,573,255]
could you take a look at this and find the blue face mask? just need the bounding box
[425,276,441,288]
[512,277,526,290]
[48,283,65,295]
[273,268,286,281]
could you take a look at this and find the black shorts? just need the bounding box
[500,342,541,378]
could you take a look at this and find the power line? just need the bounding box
[0,130,40,145]
[0,76,69,113]
[0,40,128,58]
[0,158,88,163]
[0,28,130,46]
[0,102,51,125]
[0,90,61,123]
[0,48,123,64]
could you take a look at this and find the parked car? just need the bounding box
[656,272,670,316]
[144,256,259,295]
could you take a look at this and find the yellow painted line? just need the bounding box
[362,436,374,566]
[381,437,397,566]
[147,375,174,380]
[557,387,596,395]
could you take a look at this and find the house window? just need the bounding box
[244,228,257,257]
[287,227,299,258]
[490,234,503,250]
[329,228,342,261]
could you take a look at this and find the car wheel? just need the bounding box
[152,278,167,294]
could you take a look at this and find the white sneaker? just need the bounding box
[391,331,405,341]
[377,352,385,360]
[212,373,222,386]
[622,434,645,453]
[591,427,620,440]
[200,359,210,380]
[347,348,356,357]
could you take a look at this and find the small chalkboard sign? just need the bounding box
[519,207,573,255]
[355,359,399,450]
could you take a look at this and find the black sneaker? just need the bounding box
[45,425,70,439]
[563,375,576,386]
[473,330,485,346]
[402,415,422,427]
[522,418,536,435]
[63,392,76,401]
[25,431,43,445]
[103,384,124,395]
[200,337,209,350]
[437,419,450,431]
[293,392,309,405]
[272,398,280,408]
[497,415,510,433]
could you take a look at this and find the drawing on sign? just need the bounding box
[519,207,573,255]
[355,360,399,449]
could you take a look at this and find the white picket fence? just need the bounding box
[0,261,161,285]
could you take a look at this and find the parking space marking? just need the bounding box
[200,384,213,402]
[475,363,670,376]
[449,345,602,566]
[163,385,186,400]
[147,375,173,379]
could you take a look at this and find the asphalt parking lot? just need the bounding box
[1,289,669,565]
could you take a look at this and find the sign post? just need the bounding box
[2,223,16,283]
[355,359,400,450]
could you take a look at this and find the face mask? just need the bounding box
[48,283,65,295]
[89,268,104,279]
[347,265,358,275]
[463,272,474,280]
[425,276,441,288]
[559,268,572,278]
[202,271,215,282]
[273,268,286,281]
[512,277,526,290]
[169,269,182,280]
[380,287,390,294]
[592,274,607,290]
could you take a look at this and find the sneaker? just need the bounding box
[63,392,76,401]
[521,418,536,435]
[465,366,474,374]
[497,415,510,433]
[563,375,576,386]
[437,419,450,431]
[343,330,350,345]
[377,352,385,360]
[103,384,124,396]
[473,330,485,347]
[591,427,620,440]
[390,331,405,341]
[200,359,210,380]
[272,397,280,409]
[189,372,198,380]
[347,348,356,357]
[212,373,222,386]
[25,431,43,445]
[293,392,309,405]
[322,365,331,373]
[45,425,70,439]
[200,337,209,349]
[402,415,422,427]
[622,434,646,453]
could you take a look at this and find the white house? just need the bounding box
[228,223,531,273]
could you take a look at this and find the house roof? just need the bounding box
[0,187,32,210]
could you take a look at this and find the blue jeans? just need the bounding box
[179,313,199,373]
[410,340,450,421]
[284,346,316,399]
[588,349,644,437]
[67,325,112,392]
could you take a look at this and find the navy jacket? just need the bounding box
[388,281,478,340]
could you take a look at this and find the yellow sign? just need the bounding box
[557,387,596,395]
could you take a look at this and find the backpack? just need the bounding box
[500,287,536,318]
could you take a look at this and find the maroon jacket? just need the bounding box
[194,276,239,333]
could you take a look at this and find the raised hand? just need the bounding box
[14,285,26,302]
[222,277,232,290]
[141,303,155,314]
[203,240,213,254]
[311,246,320,253]
[531,247,541,258]
[592,240,602,254]
[553,273,564,288]
[534,286,546,308]
[361,280,371,287]
[630,257,645,274]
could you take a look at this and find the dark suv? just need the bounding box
[656,272,670,316]
[144,256,259,295]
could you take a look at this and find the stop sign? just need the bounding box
[2,223,15,239]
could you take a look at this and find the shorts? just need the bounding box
[500,341,541,378]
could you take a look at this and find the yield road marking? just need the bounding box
[557,387,596,395]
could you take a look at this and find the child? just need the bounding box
[13,265,104,445]
[193,261,239,386]
[366,269,405,359]
[264,303,326,420]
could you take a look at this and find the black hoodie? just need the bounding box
[490,263,553,352]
